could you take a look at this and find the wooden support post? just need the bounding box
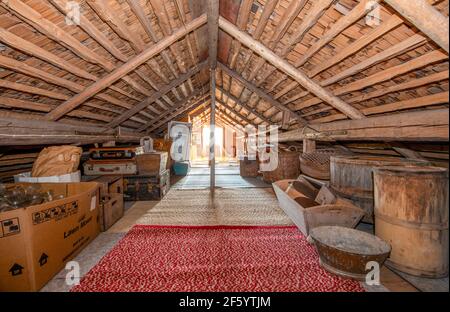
[208,0,219,193]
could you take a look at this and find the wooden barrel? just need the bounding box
[262,151,300,183]
[374,166,449,278]
[330,156,428,223]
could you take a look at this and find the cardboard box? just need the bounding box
[14,171,81,183]
[0,182,100,292]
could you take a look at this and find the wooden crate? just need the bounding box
[136,151,168,175]
[81,175,124,231]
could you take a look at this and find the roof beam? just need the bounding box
[246,0,311,81]
[219,17,366,120]
[108,60,208,128]
[217,87,271,125]
[294,0,381,67]
[45,14,207,121]
[302,70,449,118]
[313,92,449,123]
[384,0,449,53]
[293,50,448,111]
[278,108,449,142]
[150,96,211,133]
[207,0,220,69]
[139,90,208,132]
[218,62,308,125]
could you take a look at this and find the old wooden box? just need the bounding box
[82,175,124,231]
[136,151,168,175]
[123,170,170,201]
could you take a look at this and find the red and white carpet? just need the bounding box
[72,225,364,292]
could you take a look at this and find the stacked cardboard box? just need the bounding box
[0,182,100,291]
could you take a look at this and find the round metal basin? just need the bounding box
[309,226,391,281]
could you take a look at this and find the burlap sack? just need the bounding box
[31,146,82,177]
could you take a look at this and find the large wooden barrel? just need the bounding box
[262,151,300,183]
[374,166,449,278]
[330,156,428,223]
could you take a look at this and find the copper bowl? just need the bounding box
[309,226,391,281]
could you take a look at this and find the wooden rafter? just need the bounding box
[219,17,366,120]
[384,0,449,53]
[140,90,209,132]
[1,0,154,103]
[218,62,308,125]
[293,50,448,111]
[278,109,449,142]
[109,61,208,128]
[150,96,211,133]
[217,87,271,125]
[45,14,207,121]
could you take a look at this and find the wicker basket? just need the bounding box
[261,151,300,183]
[240,157,259,177]
[300,149,350,180]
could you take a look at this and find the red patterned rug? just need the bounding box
[72,225,364,292]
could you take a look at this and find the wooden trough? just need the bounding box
[273,178,364,236]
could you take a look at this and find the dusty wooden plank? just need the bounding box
[278,109,449,142]
[384,0,449,53]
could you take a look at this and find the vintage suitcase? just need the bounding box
[83,160,137,175]
[136,151,168,175]
[88,147,136,161]
[123,170,170,201]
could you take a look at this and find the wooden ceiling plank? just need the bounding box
[309,14,404,77]
[87,0,169,86]
[126,0,179,78]
[217,87,270,125]
[293,50,448,111]
[278,108,449,142]
[295,0,381,67]
[219,18,366,120]
[218,62,308,125]
[229,0,253,69]
[45,14,207,121]
[254,0,336,88]
[384,0,449,53]
[108,60,208,128]
[313,92,449,123]
[0,79,69,101]
[247,0,308,82]
[13,0,155,109]
[320,34,428,86]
